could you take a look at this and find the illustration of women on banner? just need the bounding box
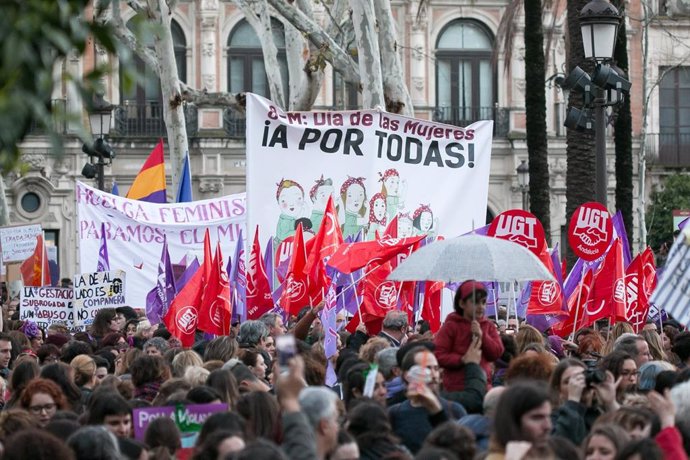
[397,212,414,237]
[379,168,406,222]
[413,204,438,238]
[367,192,387,240]
[339,176,368,240]
[275,179,307,245]
[309,176,339,233]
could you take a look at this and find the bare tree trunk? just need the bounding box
[150,0,188,196]
[373,1,413,115]
[350,0,384,109]
[284,0,323,111]
[0,175,9,226]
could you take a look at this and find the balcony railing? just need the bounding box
[113,102,198,138]
[26,99,67,135]
[432,106,510,137]
[646,132,690,167]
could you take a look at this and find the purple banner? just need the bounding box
[132,403,228,440]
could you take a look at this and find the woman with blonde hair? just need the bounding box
[171,350,204,378]
[515,325,545,355]
[640,329,668,362]
[602,322,634,355]
[70,354,98,407]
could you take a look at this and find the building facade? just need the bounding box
[6,0,689,278]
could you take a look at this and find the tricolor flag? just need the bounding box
[127,138,167,203]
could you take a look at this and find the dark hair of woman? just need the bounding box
[100,332,126,349]
[3,429,75,460]
[423,421,476,460]
[598,350,635,379]
[206,368,240,409]
[6,359,40,408]
[236,391,281,443]
[187,386,223,404]
[491,380,551,449]
[224,439,287,460]
[615,438,663,460]
[195,412,245,447]
[343,362,369,408]
[582,424,631,459]
[90,308,118,338]
[548,358,587,404]
[40,362,82,412]
[145,416,181,454]
[346,401,404,457]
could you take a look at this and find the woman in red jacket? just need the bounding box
[434,280,504,391]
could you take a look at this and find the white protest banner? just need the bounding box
[19,286,75,329]
[245,93,493,249]
[0,224,42,262]
[73,270,126,326]
[77,182,246,309]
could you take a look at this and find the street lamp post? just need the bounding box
[517,160,530,210]
[82,94,115,191]
[562,0,630,206]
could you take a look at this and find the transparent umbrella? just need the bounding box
[388,234,555,283]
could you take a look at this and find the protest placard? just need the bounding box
[19,286,75,329]
[73,270,126,326]
[132,402,228,442]
[0,224,42,262]
[76,182,246,308]
[245,93,493,249]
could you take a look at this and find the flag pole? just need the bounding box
[569,263,588,342]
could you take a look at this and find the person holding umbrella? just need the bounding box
[434,281,504,392]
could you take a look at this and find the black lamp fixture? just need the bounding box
[82,93,116,191]
[579,0,621,61]
[516,160,530,211]
[561,0,629,206]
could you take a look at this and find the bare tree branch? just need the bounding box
[110,14,161,73]
[180,83,245,110]
[267,0,359,84]
[126,0,146,14]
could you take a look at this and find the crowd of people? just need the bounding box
[0,280,689,460]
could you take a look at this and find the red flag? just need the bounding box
[20,234,51,287]
[327,236,425,274]
[304,197,342,304]
[422,281,444,333]
[624,247,657,332]
[246,227,274,320]
[552,269,594,338]
[359,260,399,328]
[587,239,626,325]
[164,267,203,347]
[528,245,564,315]
[198,242,232,335]
[279,224,311,315]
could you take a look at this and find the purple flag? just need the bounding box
[680,217,689,230]
[145,236,176,324]
[263,237,274,292]
[484,281,500,317]
[176,256,200,291]
[229,231,247,323]
[321,284,338,359]
[96,223,110,272]
[612,211,632,268]
[517,282,530,319]
[527,313,568,332]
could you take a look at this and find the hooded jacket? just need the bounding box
[434,312,504,391]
